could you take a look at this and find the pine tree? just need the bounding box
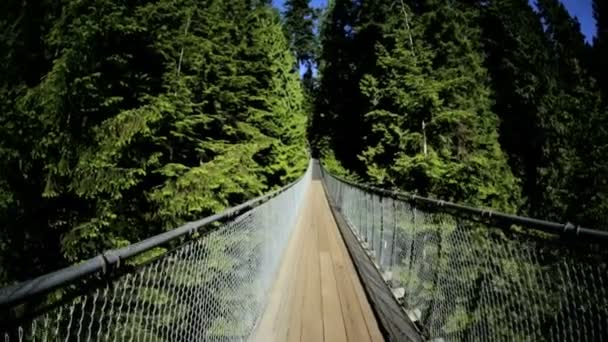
[357,4,521,337]
[312,0,359,160]
[535,0,603,223]
[312,0,391,169]
[0,0,308,284]
[593,0,608,101]
[583,0,608,227]
[473,0,556,217]
[283,0,317,68]
[13,0,168,263]
[147,1,308,227]
[359,0,520,210]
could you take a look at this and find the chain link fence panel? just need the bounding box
[323,170,608,342]
[1,162,312,342]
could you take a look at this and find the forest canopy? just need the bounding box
[1,0,607,287]
[311,0,608,229]
[0,0,308,285]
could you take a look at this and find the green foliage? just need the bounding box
[313,2,608,338]
[283,0,318,67]
[320,148,357,179]
[314,0,608,226]
[316,0,520,211]
[594,0,608,102]
[0,0,307,284]
[312,0,369,168]
[525,0,605,225]
[475,0,555,216]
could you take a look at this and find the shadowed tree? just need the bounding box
[0,0,307,285]
[283,0,317,68]
[593,0,608,102]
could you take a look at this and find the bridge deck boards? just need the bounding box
[252,181,384,342]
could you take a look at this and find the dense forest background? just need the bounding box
[311,0,608,227]
[0,0,607,287]
[0,0,309,285]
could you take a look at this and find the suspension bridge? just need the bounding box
[1,160,607,341]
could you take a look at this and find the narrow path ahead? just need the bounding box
[252,181,384,342]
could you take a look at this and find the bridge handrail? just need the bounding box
[320,163,608,341]
[0,169,308,310]
[320,166,608,244]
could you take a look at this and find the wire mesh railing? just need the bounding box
[322,167,608,342]
[0,161,312,342]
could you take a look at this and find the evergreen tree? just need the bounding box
[0,0,307,284]
[593,0,608,101]
[536,0,591,86]
[359,0,519,209]
[473,0,606,224]
[312,0,359,160]
[475,0,557,216]
[356,4,522,338]
[312,0,389,169]
[583,0,608,227]
[143,0,307,228]
[0,0,62,284]
[283,0,317,68]
[534,0,603,223]
[283,0,318,134]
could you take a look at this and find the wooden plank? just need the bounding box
[285,214,310,342]
[325,208,376,341]
[252,234,295,340]
[322,180,422,342]
[252,180,387,342]
[342,247,385,342]
[251,188,311,342]
[318,182,385,342]
[320,252,348,342]
[317,193,331,253]
[300,206,324,342]
[274,210,308,341]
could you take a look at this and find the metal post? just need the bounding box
[379,197,384,266]
[390,199,398,269]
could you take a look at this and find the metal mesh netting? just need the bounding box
[323,171,608,342]
[2,164,312,342]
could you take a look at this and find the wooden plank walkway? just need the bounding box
[252,181,384,342]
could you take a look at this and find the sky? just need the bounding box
[273,0,326,10]
[273,0,597,43]
[554,0,596,43]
